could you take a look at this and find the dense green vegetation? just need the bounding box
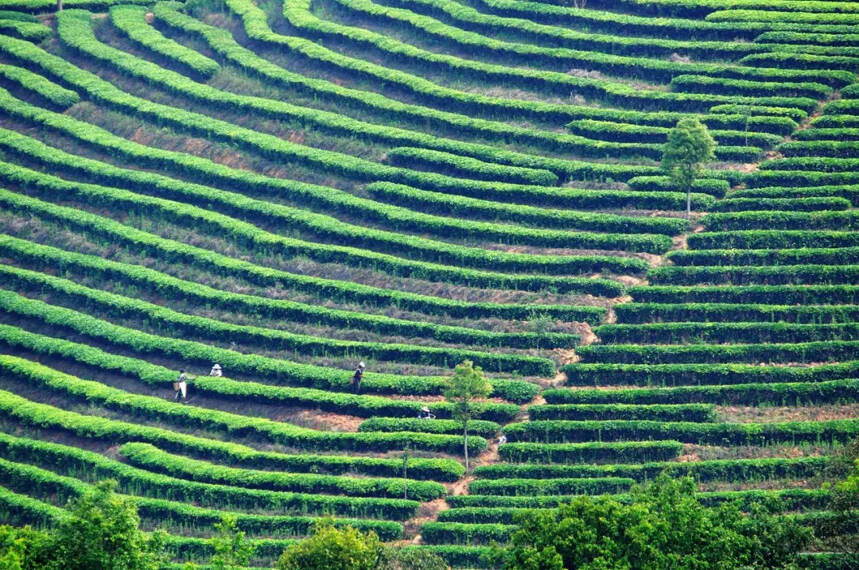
[0,0,855,567]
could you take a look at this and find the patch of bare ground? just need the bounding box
[446,475,476,499]
[697,479,812,493]
[384,394,446,402]
[716,404,859,424]
[403,498,449,542]
[482,243,650,260]
[577,323,598,346]
[474,441,501,469]
[553,347,579,365]
[278,409,363,432]
[735,162,760,173]
[603,294,633,325]
[459,85,569,105]
[615,275,646,288]
[637,252,663,266]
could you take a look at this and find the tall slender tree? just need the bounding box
[662,118,717,219]
[444,360,492,473]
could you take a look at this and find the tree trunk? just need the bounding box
[463,424,469,473]
[686,187,691,219]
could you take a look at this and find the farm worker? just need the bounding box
[352,361,365,393]
[210,363,222,377]
[175,370,188,402]
[498,434,507,446]
[419,406,435,420]
[174,370,187,401]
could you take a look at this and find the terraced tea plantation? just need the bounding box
[0,0,856,566]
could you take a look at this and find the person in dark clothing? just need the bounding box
[352,361,365,393]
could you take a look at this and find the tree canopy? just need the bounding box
[661,118,717,218]
[444,360,492,472]
[276,519,446,570]
[2,481,167,570]
[495,475,810,570]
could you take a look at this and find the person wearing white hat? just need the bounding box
[419,406,435,420]
[175,370,188,402]
[352,361,365,393]
[210,363,222,377]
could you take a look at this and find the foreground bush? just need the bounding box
[275,519,446,570]
[491,476,811,570]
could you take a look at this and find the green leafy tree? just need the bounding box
[819,439,859,559]
[25,481,167,570]
[210,515,254,570]
[444,360,492,473]
[276,520,448,570]
[661,118,716,219]
[276,519,384,570]
[0,526,29,570]
[379,547,449,570]
[495,475,810,570]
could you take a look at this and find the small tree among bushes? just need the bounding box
[276,519,447,570]
[662,118,716,219]
[444,360,492,473]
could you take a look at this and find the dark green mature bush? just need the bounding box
[671,74,831,99]
[468,477,634,496]
[688,230,859,250]
[666,247,859,266]
[702,210,859,231]
[779,140,859,158]
[358,417,500,438]
[528,403,716,422]
[595,322,859,344]
[577,340,859,364]
[617,302,859,324]
[474,456,828,482]
[366,182,686,238]
[626,176,729,197]
[503,418,859,445]
[446,487,827,510]
[545,379,859,406]
[647,264,859,286]
[709,197,851,212]
[628,285,859,306]
[420,522,513,545]
[563,361,859,387]
[498,440,683,463]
